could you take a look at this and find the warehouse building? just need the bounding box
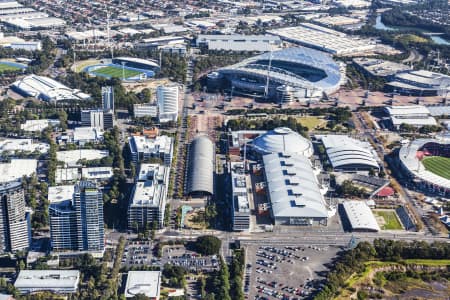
[353,58,410,79]
[384,105,437,130]
[12,75,90,102]
[196,34,281,52]
[14,270,80,294]
[0,159,37,183]
[341,201,380,232]
[268,23,376,55]
[186,136,214,197]
[263,152,329,226]
[128,164,169,230]
[317,135,380,172]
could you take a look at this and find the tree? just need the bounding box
[194,235,221,255]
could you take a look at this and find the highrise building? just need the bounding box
[157,85,179,123]
[0,181,30,253]
[102,86,114,112]
[49,181,104,252]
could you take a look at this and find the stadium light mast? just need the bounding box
[121,62,126,80]
[264,46,273,99]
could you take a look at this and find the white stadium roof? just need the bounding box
[263,153,328,219]
[253,127,313,157]
[342,201,380,232]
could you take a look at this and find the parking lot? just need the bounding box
[162,245,219,273]
[122,240,156,267]
[246,244,339,300]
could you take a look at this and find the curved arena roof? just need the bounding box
[253,127,313,157]
[399,137,450,190]
[342,201,380,232]
[187,136,214,195]
[318,135,379,171]
[218,47,342,96]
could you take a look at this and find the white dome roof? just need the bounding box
[253,127,312,156]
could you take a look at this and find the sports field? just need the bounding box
[0,63,21,73]
[373,210,403,230]
[422,156,450,180]
[93,65,142,79]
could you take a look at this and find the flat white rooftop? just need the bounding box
[125,271,161,298]
[48,185,74,203]
[56,149,109,166]
[0,138,49,153]
[0,159,37,182]
[15,270,80,294]
[21,119,60,132]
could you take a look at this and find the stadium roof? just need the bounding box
[399,137,450,189]
[187,135,214,195]
[125,271,161,298]
[218,47,342,95]
[263,153,328,219]
[252,127,313,157]
[113,56,159,68]
[342,201,380,232]
[318,135,379,170]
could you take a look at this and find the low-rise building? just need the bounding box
[384,105,437,130]
[230,162,250,231]
[20,119,60,132]
[341,201,380,232]
[125,271,161,299]
[133,103,158,118]
[386,70,450,96]
[73,127,104,145]
[14,270,80,294]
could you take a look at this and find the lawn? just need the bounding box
[93,66,142,79]
[0,63,21,73]
[297,116,326,130]
[373,210,403,230]
[422,156,450,180]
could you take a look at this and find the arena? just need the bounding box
[83,57,159,82]
[207,47,344,102]
[399,136,450,196]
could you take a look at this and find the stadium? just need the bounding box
[84,57,159,81]
[0,61,27,73]
[207,47,344,102]
[399,136,450,196]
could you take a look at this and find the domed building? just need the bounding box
[252,127,313,157]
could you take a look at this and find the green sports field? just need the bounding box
[422,156,450,180]
[93,66,142,78]
[0,63,21,73]
[373,210,403,230]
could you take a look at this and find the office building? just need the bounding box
[81,109,103,128]
[128,135,173,166]
[103,110,114,129]
[134,103,158,118]
[0,181,30,253]
[15,270,80,294]
[230,162,250,231]
[128,164,169,230]
[157,85,179,123]
[49,181,104,252]
[102,86,114,111]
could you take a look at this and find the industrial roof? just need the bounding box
[342,201,380,232]
[399,137,450,189]
[0,138,49,153]
[12,75,90,102]
[218,47,343,95]
[187,135,214,195]
[385,105,432,116]
[56,149,109,166]
[14,270,80,290]
[125,271,161,298]
[318,135,379,170]
[263,153,328,219]
[0,159,37,183]
[253,127,313,157]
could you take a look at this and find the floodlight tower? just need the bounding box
[264,47,273,100]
